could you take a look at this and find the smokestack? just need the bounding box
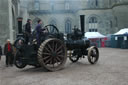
[17,17,23,33]
[80,15,85,36]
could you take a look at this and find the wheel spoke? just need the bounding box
[57,50,63,55]
[42,52,51,56]
[56,45,63,52]
[44,57,52,64]
[52,41,55,51]
[56,56,61,62]
[52,41,56,51]
[55,42,58,51]
[44,47,51,53]
[43,56,51,60]
[55,58,60,65]
[47,44,53,52]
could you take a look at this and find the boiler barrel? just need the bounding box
[66,39,90,50]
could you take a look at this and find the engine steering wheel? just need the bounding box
[43,25,59,34]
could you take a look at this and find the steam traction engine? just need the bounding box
[66,15,99,64]
[66,28,99,64]
[14,17,99,71]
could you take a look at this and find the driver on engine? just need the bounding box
[35,19,46,45]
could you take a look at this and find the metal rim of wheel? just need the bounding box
[69,51,79,63]
[15,59,27,69]
[38,38,67,71]
[69,55,79,63]
[87,46,99,64]
[14,50,27,69]
[14,40,27,69]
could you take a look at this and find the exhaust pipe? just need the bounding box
[17,17,23,34]
[80,15,85,36]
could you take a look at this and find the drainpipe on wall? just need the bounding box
[8,0,13,43]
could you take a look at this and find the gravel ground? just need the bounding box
[0,48,128,85]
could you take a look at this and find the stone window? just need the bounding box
[65,19,72,33]
[88,0,98,8]
[89,17,98,32]
[110,20,113,28]
[109,0,112,6]
[34,0,40,10]
[96,0,98,6]
[115,17,118,27]
[51,3,54,11]
[65,2,70,10]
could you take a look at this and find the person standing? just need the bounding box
[0,45,2,60]
[4,39,13,67]
[25,19,32,44]
[35,19,45,45]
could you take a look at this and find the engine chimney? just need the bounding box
[17,17,23,33]
[80,15,85,36]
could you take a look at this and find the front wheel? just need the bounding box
[14,50,27,69]
[87,46,99,64]
[69,55,79,63]
[15,59,27,69]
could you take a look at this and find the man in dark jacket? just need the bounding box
[35,20,45,45]
[4,39,13,67]
[25,19,32,44]
[0,45,2,60]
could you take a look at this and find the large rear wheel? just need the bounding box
[38,38,67,71]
